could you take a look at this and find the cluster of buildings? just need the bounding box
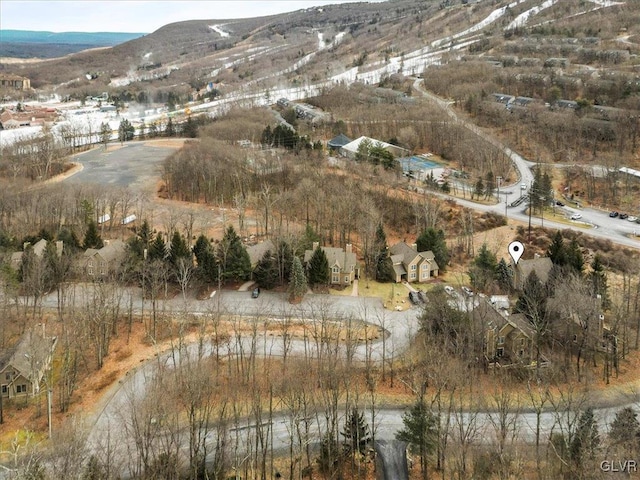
[0,104,58,130]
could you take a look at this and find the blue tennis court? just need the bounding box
[398,156,440,171]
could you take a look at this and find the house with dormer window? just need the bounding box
[303,242,359,286]
[389,242,439,283]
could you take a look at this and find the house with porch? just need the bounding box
[389,242,439,283]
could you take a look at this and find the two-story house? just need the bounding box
[82,239,127,278]
[1,330,57,399]
[389,242,439,283]
[303,242,359,286]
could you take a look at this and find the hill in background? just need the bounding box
[0,30,146,58]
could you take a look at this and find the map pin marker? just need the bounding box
[508,241,524,266]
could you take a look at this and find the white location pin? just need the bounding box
[508,241,524,265]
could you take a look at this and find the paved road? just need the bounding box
[412,80,640,250]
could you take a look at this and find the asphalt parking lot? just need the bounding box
[66,141,177,191]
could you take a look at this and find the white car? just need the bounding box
[461,286,473,297]
[570,213,582,220]
[444,285,455,296]
[627,216,638,222]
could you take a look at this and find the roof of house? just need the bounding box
[0,331,57,381]
[303,245,357,272]
[516,257,553,285]
[84,240,126,263]
[10,239,48,269]
[389,242,439,271]
[475,302,535,339]
[328,133,352,148]
[246,239,275,267]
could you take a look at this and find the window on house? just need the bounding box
[573,334,578,343]
[520,338,525,346]
[333,266,339,273]
[422,271,428,278]
[351,265,354,272]
[1,385,7,395]
[5,372,11,381]
[496,348,504,357]
[410,264,417,271]
[410,273,416,280]
[344,275,349,283]
[519,349,524,357]
[16,384,27,394]
[88,263,94,275]
[332,275,339,283]
[498,336,505,345]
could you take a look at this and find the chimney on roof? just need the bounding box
[411,243,417,250]
[312,241,319,251]
[345,243,352,254]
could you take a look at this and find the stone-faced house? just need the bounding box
[389,242,439,283]
[82,239,127,278]
[303,242,358,286]
[1,330,57,399]
[477,302,536,366]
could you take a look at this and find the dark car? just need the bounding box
[609,211,619,217]
[555,201,565,207]
[620,213,629,220]
[409,291,422,305]
[251,287,260,298]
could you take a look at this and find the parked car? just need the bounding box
[461,286,473,297]
[609,211,619,218]
[556,201,565,207]
[409,291,422,305]
[627,216,638,222]
[251,287,260,298]
[570,213,582,220]
[444,285,455,296]
[619,213,629,220]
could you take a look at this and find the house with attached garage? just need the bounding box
[303,242,359,286]
[389,242,439,283]
[1,330,57,399]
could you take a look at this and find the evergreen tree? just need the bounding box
[148,233,167,261]
[182,116,198,138]
[566,239,584,273]
[288,257,307,302]
[82,221,103,250]
[138,220,153,247]
[253,250,278,289]
[117,119,134,143]
[341,407,371,455]
[484,171,495,200]
[609,407,640,454]
[570,408,600,468]
[469,243,498,290]
[148,122,159,138]
[588,255,609,308]
[193,234,217,282]
[496,257,513,292]
[515,270,547,323]
[473,177,484,200]
[57,228,80,253]
[300,224,321,254]
[416,227,449,272]
[169,230,190,266]
[396,399,439,480]
[373,223,394,282]
[547,231,566,266]
[217,225,251,283]
[307,247,330,286]
[165,117,175,137]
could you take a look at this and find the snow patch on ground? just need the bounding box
[507,0,558,30]
[143,52,152,59]
[209,25,230,37]
[318,32,325,50]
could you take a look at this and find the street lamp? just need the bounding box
[496,176,502,203]
[503,191,511,218]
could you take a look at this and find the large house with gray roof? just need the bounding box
[1,330,57,399]
[389,242,439,283]
[303,242,359,286]
[82,239,127,278]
